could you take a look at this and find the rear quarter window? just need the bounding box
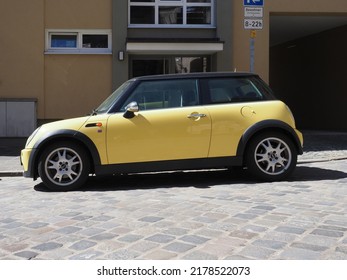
[204,77,275,104]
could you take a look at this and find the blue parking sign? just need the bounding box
[244,0,264,6]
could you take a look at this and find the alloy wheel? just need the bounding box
[254,137,292,176]
[44,147,83,186]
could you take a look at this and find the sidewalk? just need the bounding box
[0,138,26,176]
[298,130,347,163]
[1,131,347,177]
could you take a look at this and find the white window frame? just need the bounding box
[128,0,215,28]
[45,29,112,54]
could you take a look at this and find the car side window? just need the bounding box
[121,79,199,111]
[207,78,265,104]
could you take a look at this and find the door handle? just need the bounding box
[187,113,207,119]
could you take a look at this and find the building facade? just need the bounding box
[0,0,113,135]
[1,0,347,136]
[112,0,231,89]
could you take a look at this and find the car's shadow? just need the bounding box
[34,165,347,193]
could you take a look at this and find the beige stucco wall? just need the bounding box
[232,0,347,83]
[44,0,113,119]
[0,0,112,120]
[44,55,112,118]
[45,0,112,29]
[0,0,45,111]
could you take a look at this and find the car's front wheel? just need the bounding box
[38,142,90,191]
[245,132,297,181]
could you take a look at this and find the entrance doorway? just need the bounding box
[269,14,347,130]
[131,56,210,78]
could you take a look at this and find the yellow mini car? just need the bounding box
[21,72,303,191]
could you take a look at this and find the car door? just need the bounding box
[106,79,212,164]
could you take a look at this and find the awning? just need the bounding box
[126,40,224,55]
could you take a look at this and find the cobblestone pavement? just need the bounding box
[0,159,346,260]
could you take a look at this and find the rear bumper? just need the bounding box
[294,128,304,154]
[23,171,32,178]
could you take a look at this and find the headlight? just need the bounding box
[25,126,41,147]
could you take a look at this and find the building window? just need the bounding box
[51,34,78,48]
[45,30,112,54]
[129,0,214,27]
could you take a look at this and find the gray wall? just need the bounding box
[0,99,37,137]
[112,0,129,90]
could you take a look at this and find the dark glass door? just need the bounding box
[131,56,210,78]
[132,59,169,77]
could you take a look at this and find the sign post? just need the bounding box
[243,0,264,72]
[250,30,256,73]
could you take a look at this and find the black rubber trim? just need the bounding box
[26,129,101,179]
[236,120,303,157]
[94,156,243,176]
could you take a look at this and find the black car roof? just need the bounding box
[131,72,259,82]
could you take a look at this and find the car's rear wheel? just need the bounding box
[245,132,297,181]
[38,142,90,191]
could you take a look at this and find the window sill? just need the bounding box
[45,50,112,55]
[128,25,216,29]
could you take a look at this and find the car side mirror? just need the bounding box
[123,101,139,119]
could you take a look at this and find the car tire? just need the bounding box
[245,132,297,181]
[38,142,90,191]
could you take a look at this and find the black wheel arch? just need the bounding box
[28,129,101,180]
[236,120,303,162]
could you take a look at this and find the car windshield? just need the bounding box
[95,80,134,114]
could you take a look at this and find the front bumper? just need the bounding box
[21,148,34,178]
